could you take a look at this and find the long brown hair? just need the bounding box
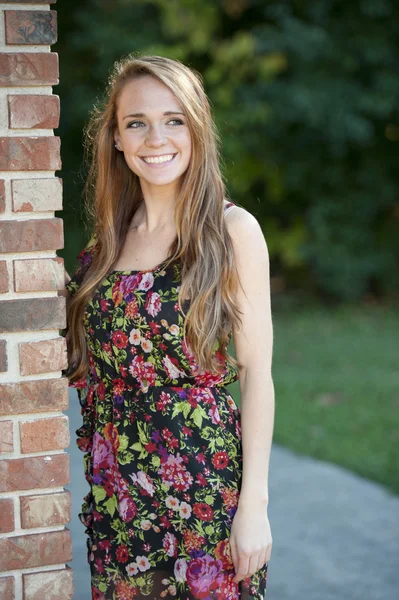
[66,54,244,384]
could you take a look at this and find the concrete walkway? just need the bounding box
[65,388,399,599]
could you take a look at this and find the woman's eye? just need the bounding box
[127,121,144,128]
[168,119,184,125]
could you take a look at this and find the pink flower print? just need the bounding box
[128,328,141,346]
[128,354,157,391]
[163,532,178,557]
[137,271,155,291]
[92,432,116,472]
[165,495,180,510]
[126,562,138,576]
[136,555,151,572]
[130,470,155,497]
[208,404,221,425]
[158,453,194,492]
[118,496,138,522]
[179,501,192,519]
[174,558,188,583]
[145,291,162,317]
[186,554,224,599]
[120,273,142,297]
[141,338,153,353]
[163,354,186,380]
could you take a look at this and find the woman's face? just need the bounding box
[114,75,192,193]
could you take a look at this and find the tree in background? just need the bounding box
[55,0,399,301]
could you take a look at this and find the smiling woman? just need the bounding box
[63,54,273,600]
[114,78,192,189]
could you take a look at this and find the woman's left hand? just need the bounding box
[229,500,272,584]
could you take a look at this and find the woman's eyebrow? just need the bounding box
[123,111,185,120]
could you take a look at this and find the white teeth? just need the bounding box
[142,154,175,164]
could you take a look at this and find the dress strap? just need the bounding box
[224,201,236,215]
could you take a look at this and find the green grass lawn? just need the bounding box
[228,303,399,496]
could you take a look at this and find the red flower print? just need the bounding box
[144,441,157,453]
[212,451,229,470]
[215,538,234,570]
[100,299,110,312]
[94,557,104,573]
[196,473,207,487]
[149,320,161,334]
[92,587,104,600]
[195,453,206,465]
[183,529,206,552]
[98,539,111,552]
[102,341,112,357]
[115,579,138,600]
[193,502,214,522]
[112,378,126,395]
[111,330,129,349]
[116,544,130,563]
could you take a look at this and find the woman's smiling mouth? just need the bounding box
[140,153,177,165]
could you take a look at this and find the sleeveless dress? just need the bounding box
[64,201,268,600]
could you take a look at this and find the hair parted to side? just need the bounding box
[65,53,245,384]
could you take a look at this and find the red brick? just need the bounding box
[0,137,61,171]
[8,95,59,130]
[20,416,69,453]
[0,577,14,600]
[23,566,73,600]
[0,377,68,416]
[0,421,13,453]
[14,257,64,292]
[19,337,67,376]
[0,453,69,493]
[0,297,66,333]
[0,53,58,87]
[12,177,62,212]
[0,499,14,533]
[0,529,72,571]
[0,262,9,294]
[5,10,57,46]
[20,490,71,529]
[0,340,7,372]
[0,180,5,213]
[0,218,63,252]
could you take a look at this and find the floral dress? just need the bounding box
[64,201,268,599]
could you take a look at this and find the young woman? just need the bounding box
[63,54,274,600]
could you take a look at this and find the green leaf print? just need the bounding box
[99,582,107,593]
[118,451,135,465]
[92,485,107,503]
[216,436,225,447]
[151,455,161,468]
[118,434,129,452]
[204,495,214,505]
[191,406,207,428]
[137,422,148,445]
[205,525,214,536]
[131,442,144,452]
[105,495,117,517]
[171,401,188,419]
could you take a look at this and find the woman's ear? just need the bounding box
[114,130,122,150]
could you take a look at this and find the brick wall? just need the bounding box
[0,1,73,599]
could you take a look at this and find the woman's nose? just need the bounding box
[146,125,167,147]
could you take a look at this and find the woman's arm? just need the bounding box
[228,206,274,503]
[225,206,274,581]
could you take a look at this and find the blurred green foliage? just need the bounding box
[55,0,399,301]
